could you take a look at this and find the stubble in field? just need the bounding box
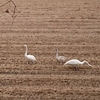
[0,0,100,100]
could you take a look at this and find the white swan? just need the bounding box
[56,48,66,63]
[24,44,36,64]
[64,59,91,67]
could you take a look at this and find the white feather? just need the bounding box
[24,44,36,62]
[64,59,91,66]
[56,48,66,63]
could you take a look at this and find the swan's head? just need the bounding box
[83,60,92,67]
[24,44,27,47]
[55,48,58,51]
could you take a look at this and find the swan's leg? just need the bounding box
[28,61,30,64]
[28,61,33,65]
[74,66,77,71]
[56,60,60,65]
[59,61,62,64]
[74,65,79,71]
[57,60,64,65]
[76,65,79,71]
[60,61,65,65]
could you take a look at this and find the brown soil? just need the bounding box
[0,0,100,100]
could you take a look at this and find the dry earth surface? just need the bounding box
[0,0,100,100]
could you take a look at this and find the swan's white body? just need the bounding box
[56,48,66,63]
[24,45,36,63]
[64,59,91,67]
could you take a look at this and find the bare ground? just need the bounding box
[0,0,100,100]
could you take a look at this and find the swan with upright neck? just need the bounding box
[56,48,66,63]
[24,44,36,64]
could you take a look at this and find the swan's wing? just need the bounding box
[27,55,36,60]
[64,59,80,65]
[59,56,66,60]
[57,56,66,61]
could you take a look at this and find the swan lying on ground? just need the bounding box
[24,44,36,64]
[56,48,66,64]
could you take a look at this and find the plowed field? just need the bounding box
[0,0,100,99]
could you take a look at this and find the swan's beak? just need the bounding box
[23,45,26,47]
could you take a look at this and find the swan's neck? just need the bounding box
[25,46,28,56]
[56,49,58,58]
[82,61,91,66]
